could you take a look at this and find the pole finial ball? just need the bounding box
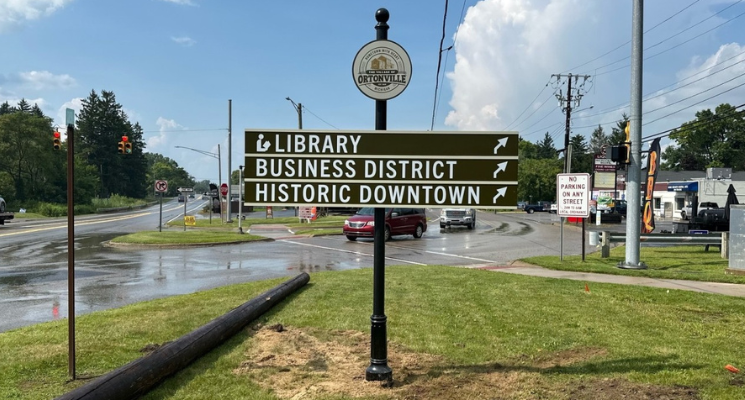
[376,8,389,23]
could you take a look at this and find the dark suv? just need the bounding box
[343,207,427,241]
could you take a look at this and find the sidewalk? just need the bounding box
[474,261,745,297]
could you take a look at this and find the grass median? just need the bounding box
[3,266,745,399]
[523,245,745,284]
[110,215,347,244]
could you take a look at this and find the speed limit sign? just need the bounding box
[155,180,168,193]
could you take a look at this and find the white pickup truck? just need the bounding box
[440,208,476,229]
[681,202,718,220]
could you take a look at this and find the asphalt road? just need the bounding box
[0,206,591,332]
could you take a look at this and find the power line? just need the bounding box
[301,105,339,130]
[642,102,745,141]
[563,0,701,73]
[503,78,551,130]
[430,0,450,131]
[433,0,468,130]
[643,70,745,116]
[142,128,226,133]
[642,79,745,126]
[573,50,745,122]
[595,2,745,77]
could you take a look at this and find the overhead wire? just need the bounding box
[642,102,745,141]
[430,0,450,131]
[563,0,700,73]
[572,49,745,123]
[433,0,468,129]
[301,105,339,130]
[595,1,745,77]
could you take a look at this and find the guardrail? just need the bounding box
[599,231,727,258]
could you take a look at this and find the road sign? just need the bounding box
[66,108,75,127]
[177,187,194,193]
[246,129,518,157]
[245,181,517,208]
[154,180,168,193]
[220,183,228,196]
[353,40,412,101]
[556,173,590,218]
[594,154,617,172]
[184,216,196,226]
[244,129,519,209]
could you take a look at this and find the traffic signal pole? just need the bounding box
[66,123,76,379]
[622,0,646,269]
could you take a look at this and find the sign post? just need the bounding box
[557,173,591,261]
[178,187,194,232]
[155,180,168,232]
[220,183,228,223]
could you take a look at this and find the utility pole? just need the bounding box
[552,73,590,261]
[286,97,303,216]
[552,73,591,173]
[622,0,646,269]
[226,99,233,223]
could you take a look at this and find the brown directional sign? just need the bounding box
[244,181,518,208]
[244,157,518,182]
[245,129,518,157]
[243,129,519,208]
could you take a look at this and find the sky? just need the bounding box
[1,0,744,184]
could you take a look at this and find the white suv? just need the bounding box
[440,208,476,229]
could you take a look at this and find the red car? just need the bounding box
[343,207,427,241]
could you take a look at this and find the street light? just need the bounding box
[286,97,303,216]
[286,97,303,129]
[175,144,223,221]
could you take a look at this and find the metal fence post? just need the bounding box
[601,231,610,258]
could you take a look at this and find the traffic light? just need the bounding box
[117,140,125,154]
[53,131,61,150]
[124,137,132,154]
[622,121,631,164]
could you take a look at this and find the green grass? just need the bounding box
[111,230,267,244]
[523,245,745,284]
[3,266,745,399]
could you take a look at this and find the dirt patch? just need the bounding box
[233,326,699,400]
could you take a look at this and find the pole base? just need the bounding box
[617,261,648,270]
[365,361,392,383]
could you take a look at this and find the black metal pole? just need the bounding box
[159,193,163,232]
[366,7,393,384]
[66,123,76,379]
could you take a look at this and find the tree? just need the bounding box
[569,134,592,174]
[518,158,563,202]
[145,153,194,197]
[0,104,60,202]
[662,104,745,171]
[589,125,610,155]
[518,137,538,160]
[536,132,558,159]
[76,90,148,198]
[609,113,630,144]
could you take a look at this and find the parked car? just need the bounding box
[343,207,427,241]
[517,201,527,210]
[612,199,627,216]
[440,208,476,229]
[681,201,719,220]
[549,203,558,213]
[524,202,551,214]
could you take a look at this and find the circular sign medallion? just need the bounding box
[352,39,412,101]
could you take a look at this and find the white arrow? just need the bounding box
[493,137,509,154]
[492,187,508,203]
[492,161,508,178]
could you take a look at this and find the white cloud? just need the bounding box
[161,0,196,5]
[445,0,613,131]
[171,36,196,47]
[148,117,185,149]
[17,71,76,90]
[55,97,82,128]
[0,0,74,32]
